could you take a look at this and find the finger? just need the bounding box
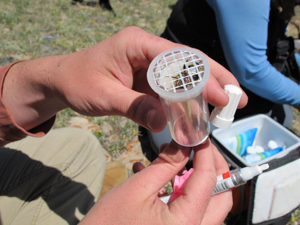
[212,145,229,175]
[126,140,191,201]
[159,143,168,153]
[150,140,192,191]
[133,153,170,198]
[205,56,248,108]
[110,27,184,72]
[201,190,233,225]
[159,142,186,185]
[169,140,216,222]
[132,162,145,174]
[188,140,216,199]
[201,146,233,225]
[132,68,158,97]
[104,85,167,132]
[204,76,229,108]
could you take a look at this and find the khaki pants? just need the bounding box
[0,127,106,225]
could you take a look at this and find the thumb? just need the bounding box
[106,86,167,132]
[127,141,191,201]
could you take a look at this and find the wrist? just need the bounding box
[2,57,67,130]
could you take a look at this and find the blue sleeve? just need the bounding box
[206,0,300,106]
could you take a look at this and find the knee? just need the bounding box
[49,127,106,171]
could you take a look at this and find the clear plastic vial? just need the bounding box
[160,93,210,147]
[147,47,210,146]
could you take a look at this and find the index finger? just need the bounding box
[138,34,248,108]
[206,56,248,108]
[168,140,217,222]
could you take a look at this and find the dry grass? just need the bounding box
[0,0,175,62]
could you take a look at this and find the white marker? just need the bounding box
[160,164,269,204]
[213,164,269,194]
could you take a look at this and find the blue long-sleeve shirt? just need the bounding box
[206,0,300,106]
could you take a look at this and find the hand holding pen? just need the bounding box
[160,163,269,204]
[129,140,233,225]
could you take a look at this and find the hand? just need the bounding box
[3,26,247,132]
[79,140,233,225]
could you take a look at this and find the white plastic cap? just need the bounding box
[240,164,269,181]
[210,84,242,129]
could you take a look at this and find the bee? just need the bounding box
[184,57,194,69]
[167,57,203,90]
[173,72,193,89]
[173,75,183,88]
[184,57,202,77]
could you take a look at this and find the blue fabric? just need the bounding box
[295,52,300,70]
[206,0,300,105]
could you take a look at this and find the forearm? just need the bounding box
[2,56,68,131]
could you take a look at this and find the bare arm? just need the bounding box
[2,26,243,224]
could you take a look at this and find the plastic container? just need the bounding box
[147,47,210,146]
[147,47,242,147]
[212,114,300,166]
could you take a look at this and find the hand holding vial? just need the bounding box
[147,47,242,147]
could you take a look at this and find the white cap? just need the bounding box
[268,140,278,149]
[210,84,242,129]
[240,164,269,181]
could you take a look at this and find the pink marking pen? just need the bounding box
[160,164,269,204]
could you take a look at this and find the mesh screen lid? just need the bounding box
[147,47,210,102]
[153,50,204,92]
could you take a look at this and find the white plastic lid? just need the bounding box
[147,47,210,102]
[210,84,242,129]
[240,164,269,181]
